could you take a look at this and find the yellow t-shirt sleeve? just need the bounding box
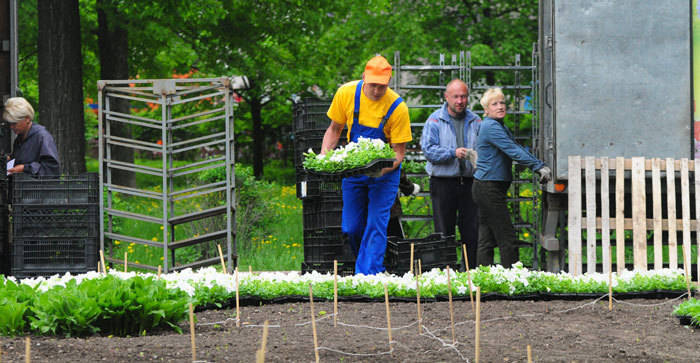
[326,83,352,126]
[386,102,412,144]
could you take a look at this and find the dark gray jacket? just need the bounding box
[12,123,60,176]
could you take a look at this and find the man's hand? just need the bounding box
[537,166,552,184]
[7,164,24,175]
[455,147,469,159]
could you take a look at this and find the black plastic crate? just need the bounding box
[293,130,347,174]
[293,101,332,133]
[303,227,353,264]
[11,173,99,205]
[301,260,355,276]
[12,205,99,238]
[11,236,98,277]
[296,174,343,199]
[302,197,343,230]
[385,233,457,275]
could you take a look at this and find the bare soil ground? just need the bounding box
[1,296,698,362]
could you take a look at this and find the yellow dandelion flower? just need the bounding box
[114,240,121,245]
[160,256,164,261]
[160,226,164,230]
[152,237,158,241]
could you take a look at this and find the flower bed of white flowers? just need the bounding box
[303,136,396,173]
[16,262,690,302]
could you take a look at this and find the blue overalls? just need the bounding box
[342,80,403,275]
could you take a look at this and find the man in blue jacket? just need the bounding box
[420,79,480,270]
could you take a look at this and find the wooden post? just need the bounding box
[124,252,128,273]
[217,244,227,273]
[568,155,582,275]
[416,274,422,335]
[418,259,422,276]
[527,344,532,363]
[462,244,474,312]
[652,158,663,269]
[695,159,700,283]
[189,303,196,362]
[475,287,481,363]
[608,266,613,312]
[681,159,692,271]
[447,266,455,344]
[249,265,253,275]
[384,284,393,346]
[333,260,338,327]
[157,265,162,278]
[666,158,678,269]
[682,244,692,301]
[309,284,320,363]
[632,157,647,270]
[608,245,613,311]
[235,267,241,327]
[615,157,625,273]
[410,243,414,275]
[256,320,269,363]
[585,156,597,273]
[600,157,611,274]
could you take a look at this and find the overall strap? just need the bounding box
[380,96,404,128]
[353,80,363,124]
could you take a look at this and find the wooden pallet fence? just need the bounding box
[567,156,698,277]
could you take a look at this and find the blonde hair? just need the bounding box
[3,97,35,123]
[479,87,505,117]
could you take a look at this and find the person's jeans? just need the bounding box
[430,177,478,269]
[472,179,518,267]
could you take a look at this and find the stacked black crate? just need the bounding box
[293,100,354,274]
[10,173,99,278]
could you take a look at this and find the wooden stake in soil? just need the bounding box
[462,244,475,311]
[157,265,162,278]
[25,336,30,363]
[309,284,320,363]
[124,252,128,272]
[475,286,481,363]
[527,344,532,363]
[99,249,106,274]
[383,284,393,346]
[235,267,241,327]
[410,243,415,275]
[189,303,196,362]
[249,265,253,275]
[217,244,227,273]
[255,320,269,363]
[418,259,422,276]
[447,266,456,344]
[333,260,338,327]
[416,273,422,335]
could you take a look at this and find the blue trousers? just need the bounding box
[342,167,400,275]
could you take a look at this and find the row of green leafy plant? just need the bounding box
[0,265,692,337]
[673,298,700,327]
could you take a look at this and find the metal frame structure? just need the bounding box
[98,77,247,273]
[392,48,540,267]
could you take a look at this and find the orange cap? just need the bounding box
[363,56,392,85]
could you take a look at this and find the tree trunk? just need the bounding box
[37,0,85,175]
[97,0,134,187]
[250,98,264,179]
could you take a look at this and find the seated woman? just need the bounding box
[3,97,60,176]
[472,88,550,267]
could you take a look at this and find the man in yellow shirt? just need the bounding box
[321,55,412,275]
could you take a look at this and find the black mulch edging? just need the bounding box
[194,290,689,311]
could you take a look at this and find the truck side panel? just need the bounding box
[541,0,692,180]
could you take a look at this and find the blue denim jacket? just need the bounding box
[474,117,544,181]
[420,103,481,177]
